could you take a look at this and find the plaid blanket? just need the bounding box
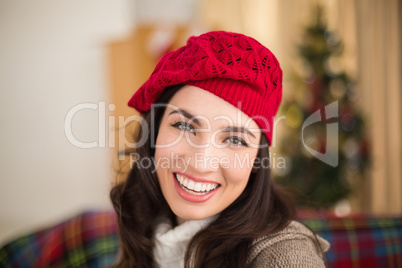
[0,211,118,268]
[298,212,402,268]
[1,211,401,267]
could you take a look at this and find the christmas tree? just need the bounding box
[275,6,370,209]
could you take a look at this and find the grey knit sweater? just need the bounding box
[247,221,330,267]
[152,219,329,267]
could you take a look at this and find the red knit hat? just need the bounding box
[128,31,282,145]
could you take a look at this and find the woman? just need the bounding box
[110,31,329,267]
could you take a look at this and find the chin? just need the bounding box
[171,204,217,223]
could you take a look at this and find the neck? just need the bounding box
[176,216,187,225]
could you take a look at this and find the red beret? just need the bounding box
[128,31,283,144]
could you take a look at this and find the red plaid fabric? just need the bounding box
[1,210,401,268]
[299,211,402,268]
[0,211,118,268]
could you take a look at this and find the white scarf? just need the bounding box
[153,216,216,268]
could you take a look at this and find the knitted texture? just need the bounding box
[248,221,329,267]
[128,31,283,144]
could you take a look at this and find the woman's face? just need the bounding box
[154,85,261,224]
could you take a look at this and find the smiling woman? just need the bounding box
[155,86,261,224]
[110,31,329,267]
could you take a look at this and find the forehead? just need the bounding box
[167,85,260,129]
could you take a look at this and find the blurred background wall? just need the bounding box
[0,0,135,244]
[1,0,401,245]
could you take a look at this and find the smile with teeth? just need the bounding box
[175,173,220,196]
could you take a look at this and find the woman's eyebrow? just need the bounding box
[169,109,202,126]
[221,126,256,139]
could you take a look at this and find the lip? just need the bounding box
[175,171,220,184]
[173,173,220,203]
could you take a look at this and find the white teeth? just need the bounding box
[201,184,206,192]
[187,180,195,189]
[206,184,211,191]
[175,174,219,195]
[194,183,202,191]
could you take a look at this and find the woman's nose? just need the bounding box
[184,136,226,172]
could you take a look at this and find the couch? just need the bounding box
[1,210,401,267]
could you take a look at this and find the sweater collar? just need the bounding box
[153,215,216,268]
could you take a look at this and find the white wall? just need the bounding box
[0,0,134,244]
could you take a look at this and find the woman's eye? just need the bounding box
[225,136,248,147]
[171,121,195,134]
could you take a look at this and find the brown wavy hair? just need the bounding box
[110,85,296,267]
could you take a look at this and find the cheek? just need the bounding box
[221,150,258,189]
[155,124,190,151]
[221,150,258,173]
[155,128,189,171]
[156,129,178,148]
[224,167,252,187]
[156,138,186,155]
[155,124,176,156]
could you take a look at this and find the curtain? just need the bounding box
[355,0,401,214]
[199,0,402,214]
